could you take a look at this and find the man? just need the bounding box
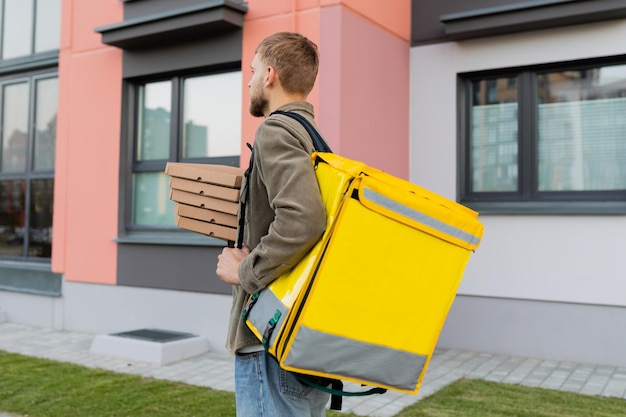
[216,32,330,416]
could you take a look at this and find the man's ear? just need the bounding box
[265,66,276,87]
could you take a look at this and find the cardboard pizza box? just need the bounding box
[165,162,244,188]
[174,202,238,227]
[169,176,240,202]
[170,189,239,215]
[175,214,237,242]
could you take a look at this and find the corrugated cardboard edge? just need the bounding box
[174,202,238,227]
[165,162,244,188]
[169,177,240,202]
[175,215,237,241]
[170,189,239,215]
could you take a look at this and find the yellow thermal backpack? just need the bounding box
[240,111,483,402]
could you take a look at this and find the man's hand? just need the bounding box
[216,245,251,285]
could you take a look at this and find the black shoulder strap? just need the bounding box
[236,143,254,249]
[270,110,333,153]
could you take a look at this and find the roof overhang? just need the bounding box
[95,0,247,50]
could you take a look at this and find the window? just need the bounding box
[129,71,242,228]
[0,0,60,261]
[101,0,246,293]
[0,74,57,260]
[460,58,626,213]
[2,0,61,60]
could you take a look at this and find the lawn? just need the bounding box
[394,377,626,417]
[1,350,624,417]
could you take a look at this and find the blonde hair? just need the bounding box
[256,32,319,95]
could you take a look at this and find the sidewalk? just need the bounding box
[1,322,626,416]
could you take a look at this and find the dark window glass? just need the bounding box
[0,180,25,257]
[28,178,53,257]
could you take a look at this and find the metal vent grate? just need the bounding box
[111,329,196,343]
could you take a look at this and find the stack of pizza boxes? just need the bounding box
[165,162,245,243]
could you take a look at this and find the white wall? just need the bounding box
[410,19,626,307]
[0,282,233,354]
[62,282,232,354]
[410,20,626,366]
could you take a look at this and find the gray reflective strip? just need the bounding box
[246,290,288,348]
[362,187,481,247]
[283,325,426,391]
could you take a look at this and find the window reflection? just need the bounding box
[34,78,58,171]
[183,72,242,158]
[137,81,171,161]
[2,0,60,59]
[537,65,626,191]
[3,0,34,59]
[2,82,29,173]
[132,172,174,226]
[471,77,519,192]
[35,0,61,53]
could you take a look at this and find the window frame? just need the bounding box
[122,67,242,236]
[0,0,61,61]
[0,0,61,295]
[458,55,626,214]
[106,1,246,294]
[0,69,58,262]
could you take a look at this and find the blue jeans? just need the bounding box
[234,350,330,417]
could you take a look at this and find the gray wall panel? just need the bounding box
[122,31,242,78]
[412,0,626,45]
[412,0,522,45]
[117,243,231,294]
[438,295,626,368]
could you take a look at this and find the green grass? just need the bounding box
[395,378,626,417]
[0,350,355,417]
[1,350,624,417]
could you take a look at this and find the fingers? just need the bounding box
[216,246,249,285]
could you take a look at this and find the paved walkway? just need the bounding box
[1,322,625,416]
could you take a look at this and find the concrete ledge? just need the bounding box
[90,331,210,365]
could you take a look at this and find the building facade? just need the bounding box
[0,0,625,368]
[411,0,626,367]
[0,0,410,354]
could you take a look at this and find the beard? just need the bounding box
[249,83,268,118]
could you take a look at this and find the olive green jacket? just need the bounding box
[225,102,326,354]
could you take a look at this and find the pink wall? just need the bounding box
[54,0,410,285]
[240,1,323,161]
[319,5,409,178]
[331,0,410,41]
[241,0,410,178]
[52,0,122,284]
